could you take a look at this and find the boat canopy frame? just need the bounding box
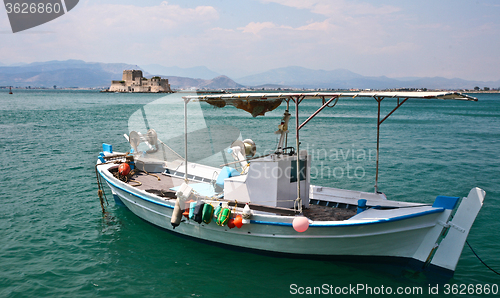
[182,92,477,212]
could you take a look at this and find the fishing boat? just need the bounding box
[95,91,484,277]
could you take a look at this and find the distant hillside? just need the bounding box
[166,75,244,89]
[1,60,498,90]
[142,64,220,80]
[0,60,241,89]
[253,83,294,89]
[238,66,364,88]
[237,66,500,90]
[0,60,139,88]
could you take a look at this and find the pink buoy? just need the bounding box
[292,216,309,233]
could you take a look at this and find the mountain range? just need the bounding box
[165,75,244,89]
[0,60,498,90]
[236,66,500,90]
[142,64,220,80]
[0,60,137,88]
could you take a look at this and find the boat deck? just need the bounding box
[114,168,357,221]
[303,205,356,221]
[121,170,183,199]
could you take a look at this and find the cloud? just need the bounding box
[236,19,335,36]
[261,0,401,17]
[0,2,220,65]
[237,22,295,36]
[296,20,336,31]
[67,1,219,32]
[261,0,317,10]
[231,1,404,53]
[238,22,277,35]
[2,1,499,81]
[253,0,404,43]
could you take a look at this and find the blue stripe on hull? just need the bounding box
[99,167,444,228]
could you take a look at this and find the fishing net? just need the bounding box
[204,98,283,117]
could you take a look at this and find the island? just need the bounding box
[107,70,172,93]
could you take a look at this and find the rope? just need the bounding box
[128,179,142,187]
[158,139,184,160]
[149,173,161,181]
[95,164,110,213]
[210,171,218,191]
[141,168,161,181]
[97,189,105,213]
[135,160,161,181]
[233,200,238,214]
[100,176,109,206]
[240,163,249,174]
[466,240,500,276]
[326,96,339,108]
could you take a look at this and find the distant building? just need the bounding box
[109,70,172,93]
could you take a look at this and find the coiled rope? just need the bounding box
[466,240,500,276]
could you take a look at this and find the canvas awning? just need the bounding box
[183,92,477,116]
[183,91,478,196]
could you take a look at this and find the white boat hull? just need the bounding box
[95,91,485,277]
[97,163,484,276]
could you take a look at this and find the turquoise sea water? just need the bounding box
[0,90,499,297]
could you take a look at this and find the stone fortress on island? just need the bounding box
[108,70,172,93]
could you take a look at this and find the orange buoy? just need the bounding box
[227,218,236,229]
[118,163,131,176]
[234,215,243,229]
[184,199,195,218]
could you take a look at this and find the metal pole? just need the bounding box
[374,96,408,193]
[285,100,290,148]
[295,97,301,212]
[375,98,381,193]
[184,99,188,182]
[297,96,338,130]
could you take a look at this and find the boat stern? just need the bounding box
[411,187,485,275]
[429,187,485,273]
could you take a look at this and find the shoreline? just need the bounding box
[2,87,499,94]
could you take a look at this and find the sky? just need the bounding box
[1,0,499,81]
